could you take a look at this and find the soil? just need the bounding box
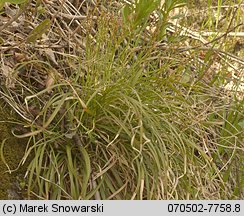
[0,102,31,199]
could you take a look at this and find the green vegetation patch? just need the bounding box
[0,0,243,199]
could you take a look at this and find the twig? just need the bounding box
[199,32,244,37]
[0,1,30,33]
[54,12,97,20]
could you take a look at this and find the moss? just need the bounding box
[0,102,32,199]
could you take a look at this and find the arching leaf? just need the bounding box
[27,19,51,43]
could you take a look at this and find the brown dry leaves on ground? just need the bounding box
[1,1,98,93]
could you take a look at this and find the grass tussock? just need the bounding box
[0,0,243,199]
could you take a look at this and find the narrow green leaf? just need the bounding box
[66,145,79,198]
[0,37,4,45]
[79,146,91,199]
[27,19,51,43]
[238,120,244,128]
[3,0,27,4]
[0,2,4,10]
[0,139,11,172]
[122,4,132,23]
